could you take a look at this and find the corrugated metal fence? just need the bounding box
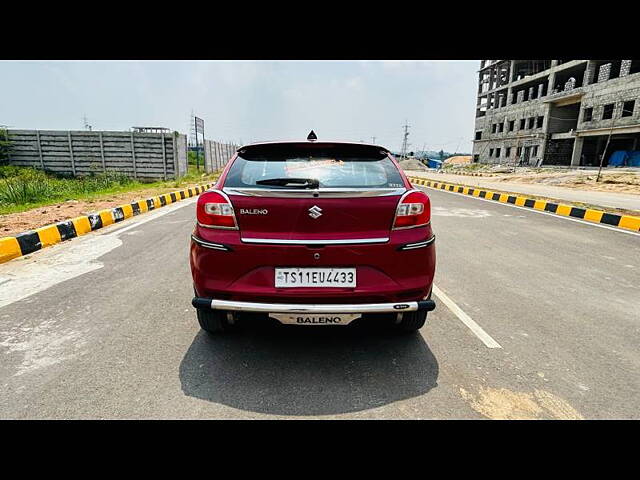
[6,129,189,180]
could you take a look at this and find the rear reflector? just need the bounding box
[393,190,431,229]
[197,190,238,229]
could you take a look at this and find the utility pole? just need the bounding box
[83,115,92,131]
[400,120,411,161]
[371,136,377,144]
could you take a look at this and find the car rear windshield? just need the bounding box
[223,144,404,189]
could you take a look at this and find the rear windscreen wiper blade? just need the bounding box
[255,177,320,188]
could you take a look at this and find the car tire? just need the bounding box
[196,308,234,334]
[394,310,427,332]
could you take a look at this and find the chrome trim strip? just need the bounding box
[190,234,231,251]
[398,236,436,251]
[209,299,419,313]
[223,187,406,198]
[240,237,389,245]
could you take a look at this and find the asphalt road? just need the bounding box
[1,186,638,419]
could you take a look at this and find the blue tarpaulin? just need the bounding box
[427,159,442,169]
[608,150,640,167]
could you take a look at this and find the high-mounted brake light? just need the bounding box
[393,190,431,230]
[197,190,238,229]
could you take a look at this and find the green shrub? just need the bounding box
[0,168,136,206]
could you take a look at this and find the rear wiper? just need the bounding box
[255,177,320,189]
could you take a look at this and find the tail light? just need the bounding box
[393,190,431,230]
[196,190,238,229]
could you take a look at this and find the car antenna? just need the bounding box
[307,130,317,142]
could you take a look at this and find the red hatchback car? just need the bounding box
[190,134,436,333]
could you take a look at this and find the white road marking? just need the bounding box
[419,185,640,237]
[432,206,492,218]
[0,198,197,310]
[432,284,502,349]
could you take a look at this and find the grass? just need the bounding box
[0,165,218,215]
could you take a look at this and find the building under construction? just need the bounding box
[472,60,640,167]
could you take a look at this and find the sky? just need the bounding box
[0,60,479,153]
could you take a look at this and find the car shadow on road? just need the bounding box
[179,320,439,416]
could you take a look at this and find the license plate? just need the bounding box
[270,313,360,325]
[275,268,356,288]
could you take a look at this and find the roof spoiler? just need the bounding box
[238,141,390,156]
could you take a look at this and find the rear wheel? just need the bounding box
[196,308,235,334]
[394,310,428,332]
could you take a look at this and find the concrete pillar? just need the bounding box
[583,61,596,86]
[529,86,535,100]
[570,137,585,166]
[508,60,516,83]
[517,90,524,103]
[548,70,557,94]
[538,83,545,98]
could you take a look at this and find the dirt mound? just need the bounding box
[399,159,430,171]
[444,155,472,165]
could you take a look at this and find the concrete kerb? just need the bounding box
[0,179,219,264]
[408,176,640,233]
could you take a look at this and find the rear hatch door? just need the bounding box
[222,143,407,242]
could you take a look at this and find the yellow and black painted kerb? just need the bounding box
[0,180,218,264]
[408,176,640,233]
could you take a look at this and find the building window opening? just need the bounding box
[583,107,593,122]
[536,116,544,128]
[528,117,535,129]
[505,147,511,157]
[520,119,526,130]
[508,120,515,131]
[475,131,482,140]
[602,104,614,120]
[622,100,635,118]
[495,148,501,157]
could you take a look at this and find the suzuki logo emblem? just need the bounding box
[308,205,323,219]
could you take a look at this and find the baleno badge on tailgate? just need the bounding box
[240,209,268,215]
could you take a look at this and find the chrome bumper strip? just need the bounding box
[207,299,421,313]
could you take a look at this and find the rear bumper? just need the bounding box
[190,225,436,304]
[192,297,436,314]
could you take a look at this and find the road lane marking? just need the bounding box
[432,284,502,349]
[421,186,640,237]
